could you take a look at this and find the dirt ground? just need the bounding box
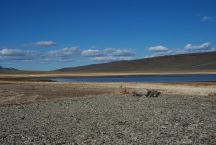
[0,81,117,106]
[0,91,215,144]
[0,79,216,144]
[1,80,216,106]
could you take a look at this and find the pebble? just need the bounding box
[0,93,215,144]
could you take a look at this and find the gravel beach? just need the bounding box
[0,92,216,145]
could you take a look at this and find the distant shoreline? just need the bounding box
[1,72,216,83]
[1,71,216,79]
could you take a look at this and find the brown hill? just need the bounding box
[56,51,216,73]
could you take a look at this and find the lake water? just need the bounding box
[49,74,216,83]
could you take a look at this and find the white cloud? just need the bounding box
[91,56,133,62]
[47,47,133,62]
[202,16,213,21]
[104,48,116,53]
[104,48,135,56]
[181,42,215,54]
[0,48,41,60]
[146,42,215,58]
[148,45,169,52]
[185,42,212,50]
[0,47,81,61]
[82,47,135,62]
[47,47,81,59]
[2,44,135,63]
[87,48,135,62]
[0,49,26,57]
[81,49,103,56]
[155,50,173,56]
[33,41,56,47]
[91,56,115,62]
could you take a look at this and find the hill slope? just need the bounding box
[0,66,18,71]
[57,51,216,73]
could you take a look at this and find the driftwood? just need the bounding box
[132,90,161,97]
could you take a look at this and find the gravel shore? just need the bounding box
[0,93,215,145]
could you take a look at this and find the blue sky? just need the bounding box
[0,0,216,70]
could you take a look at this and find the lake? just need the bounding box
[48,74,216,83]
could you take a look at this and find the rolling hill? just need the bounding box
[56,51,216,73]
[0,66,18,71]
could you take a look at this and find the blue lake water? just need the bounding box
[49,74,216,83]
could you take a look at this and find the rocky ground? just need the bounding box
[0,92,216,144]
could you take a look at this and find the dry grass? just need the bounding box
[160,82,216,87]
[0,81,115,106]
[208,93,216,96]
[119,84,130,94]
[1,71,216,80]
[1,76,216,106]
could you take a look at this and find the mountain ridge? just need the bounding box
[56,51,216,73]
[0,66,18,71]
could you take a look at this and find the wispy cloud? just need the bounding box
[91,56,133,62]
[33,41,56,47]
[81,48,135,57]
[104,48,135,56]
[83,48,135,62]
[47,47,81,59]
[146,42,215,58]
[0,48,41,60]
[81,49,103,57]
[185,42,212,51]
[91,56,116,62]
[0,48,26,57]
[202,16,213,22]
[176,42,214,54]
[146,45,171,57]
[0,47,81,61]
[148,45,169,52]
[2,42,214,64]
[0,47,135,63]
